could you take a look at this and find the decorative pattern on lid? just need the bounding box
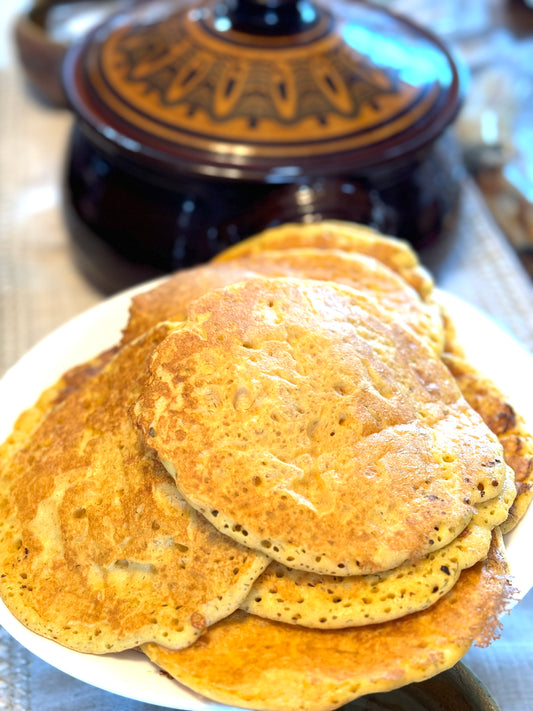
[65,0,463,178]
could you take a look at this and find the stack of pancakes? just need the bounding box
[0,221,531,711]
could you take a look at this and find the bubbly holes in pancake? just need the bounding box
[306,420,320,438]
[334,382,352,396]
[233,387,253,411]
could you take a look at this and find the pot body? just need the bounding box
[63,120,463,294]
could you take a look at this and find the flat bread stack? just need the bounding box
[0,220,531,711]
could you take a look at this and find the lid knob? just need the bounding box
[218,0,319,35]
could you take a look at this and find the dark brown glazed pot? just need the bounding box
[61,0,467,293]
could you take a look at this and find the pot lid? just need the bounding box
[63,0,466,181]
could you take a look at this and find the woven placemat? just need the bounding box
[423,179,533,352]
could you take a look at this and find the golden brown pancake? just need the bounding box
[135,277,510,576]
[124,250,528,538]
[213,219,434,299]
[240,466,515,627]
[127,231,530,536]
[142,530,512,711]
[0,324,268,654]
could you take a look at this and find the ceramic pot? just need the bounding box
[60,0,466,292]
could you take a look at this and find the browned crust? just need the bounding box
[442,322,533,532]
[142,530,513,711]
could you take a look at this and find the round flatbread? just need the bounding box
[136,277,509,576]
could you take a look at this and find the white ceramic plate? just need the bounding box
[0,285,532,709]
